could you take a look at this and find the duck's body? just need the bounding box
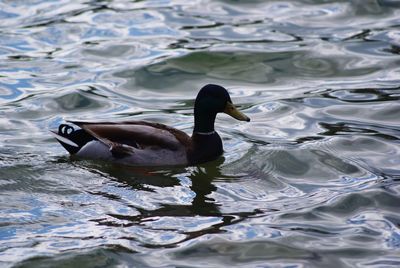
[52,84,249,166]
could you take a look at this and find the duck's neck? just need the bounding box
[193,112,216,134]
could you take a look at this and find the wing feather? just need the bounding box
[68,120,190,151]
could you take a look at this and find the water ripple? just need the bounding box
[1,0,400,267]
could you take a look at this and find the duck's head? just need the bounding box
[193,84,250,133]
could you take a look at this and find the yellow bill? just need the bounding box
[224,102,250,122]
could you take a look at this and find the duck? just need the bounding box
[52,84,250,166]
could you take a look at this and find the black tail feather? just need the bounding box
[54,124,95,155]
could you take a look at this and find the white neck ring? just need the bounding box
[194,130,216,135]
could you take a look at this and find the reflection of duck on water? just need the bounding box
[90,160,263,246]
[52,84,250,166]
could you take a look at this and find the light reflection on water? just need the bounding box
[1,0,400,267]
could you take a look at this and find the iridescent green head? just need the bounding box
[193,84,250,133]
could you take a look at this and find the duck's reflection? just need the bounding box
[102,158,222,218]
[84,158,262,246]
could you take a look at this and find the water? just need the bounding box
[1,0,400,267]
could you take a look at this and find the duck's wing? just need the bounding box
[68,120,191,157]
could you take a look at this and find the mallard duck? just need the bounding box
[52,84,250,166]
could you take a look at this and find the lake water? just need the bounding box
[1,0,400,267]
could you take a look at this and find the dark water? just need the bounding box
[1,0,400,267]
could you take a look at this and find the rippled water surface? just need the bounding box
[1,0,400,267]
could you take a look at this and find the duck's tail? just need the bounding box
[51,124,95,155]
